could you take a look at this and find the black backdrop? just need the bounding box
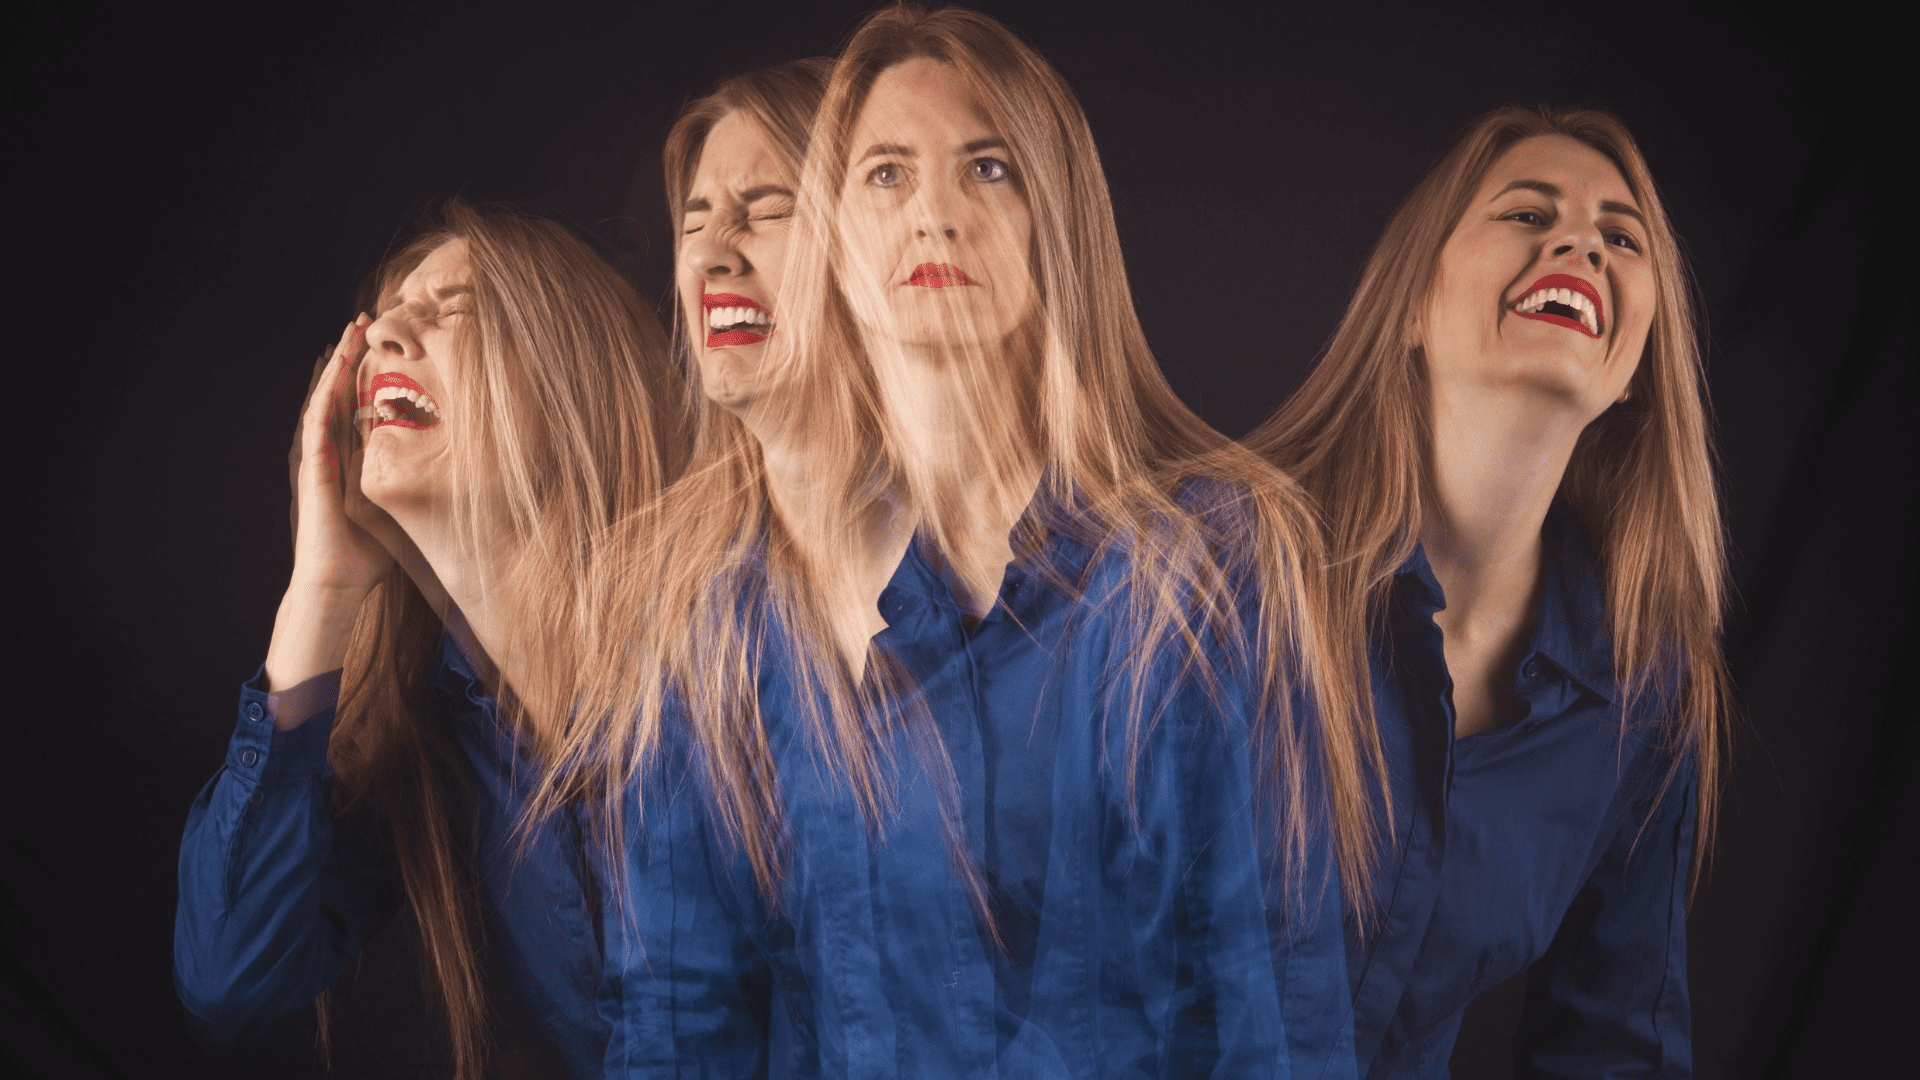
[7,2,1913,1077]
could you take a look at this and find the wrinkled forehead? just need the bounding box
[690,112,793,201]
[381,238,471,310]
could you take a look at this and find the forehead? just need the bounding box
[393,238,471,297]
[852,58,992,145]
[690,112,790,197]
[1478,135,1634,204]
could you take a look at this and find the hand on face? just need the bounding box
[836,58,1036,353]
[356,239,467,516]
[681,112,796,414]
[1422,135,1655,423]
[287,314,397,597]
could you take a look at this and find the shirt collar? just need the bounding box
[1395,499,1616,703]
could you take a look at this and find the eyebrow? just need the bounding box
[376,284,470,313]
[682,186,795,215]
[1494,179,1647,225]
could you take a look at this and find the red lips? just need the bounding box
[1512,273,1606,338]
[907,263,977,288]
[703,291,770,348]
[360,371,439,430]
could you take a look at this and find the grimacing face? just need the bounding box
[1422,134,1655,421]
[357,238,468,513]
[680,111,796,413]
[835,57,1037,352]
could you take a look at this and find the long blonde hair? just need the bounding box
[321,199,684,1079]
[551,6,1382,921]
[1245,105,1729,878]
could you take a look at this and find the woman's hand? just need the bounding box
[264,315,394,705]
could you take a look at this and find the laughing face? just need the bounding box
[680,111,795,413]
[1422,134,1654,417]
[835,58,1037,352]
[357,238,467,512]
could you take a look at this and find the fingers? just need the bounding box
[306,315,372,470]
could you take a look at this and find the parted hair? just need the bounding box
[1244,105,1730,879]
[320,200,683,1080]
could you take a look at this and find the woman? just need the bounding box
[175,201,686,1080]
[1247,107,1729,1077]
[566,8,1378,1077]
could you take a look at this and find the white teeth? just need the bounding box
[707,304,772,330]
[371,384,440,416]
[1513,286,1600,334]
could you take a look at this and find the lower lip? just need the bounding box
[908,265,977,288]
[373,416,436,430]
[1514,310,1601,337]
[707,329,768,347]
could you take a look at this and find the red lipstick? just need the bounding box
[702,291,771,348]
[1511,273,1605,337]
[907,263,977,288]
[362,371,441,430]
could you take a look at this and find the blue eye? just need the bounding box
[971,157,1009,182]
[868,163,904,188]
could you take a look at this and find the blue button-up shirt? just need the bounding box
[1350,506,1695,1078]
[175,635,608,1077]
[601,524,1355,1078]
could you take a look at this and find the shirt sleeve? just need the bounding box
[599,730,772,1078]
[1515,754,1696,1079]
[173,667,402,1037]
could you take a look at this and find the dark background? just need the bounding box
[6,1,1913,1077]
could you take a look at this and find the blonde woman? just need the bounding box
[1247,107,1729,1077]
[175,201,685,1080]
[572,8,1377,1077]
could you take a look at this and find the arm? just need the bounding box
[600,732,772,1079]
[173,670,401,1036]
[175,317,404,1034]
[1516,756,1697,1080]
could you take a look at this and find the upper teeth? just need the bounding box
[707,305,771,330]
[373,385,439,415]
[1514,286,1600,334]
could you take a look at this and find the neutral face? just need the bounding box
[836,57,1036,352]
[1422,135,1655,418]
[680,111,796,411]
[357,238,468,512]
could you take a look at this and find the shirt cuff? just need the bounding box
[233,666,340,783]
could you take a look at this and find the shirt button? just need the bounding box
[246,702,265,722]
[1521,658,1541,678]
[240,748,259,768]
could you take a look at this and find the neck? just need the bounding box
[381,496,528,701]
[870,332,1042,620]
[739,403,909,679]
[1420,374,1582,625]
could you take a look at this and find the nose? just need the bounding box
[911,184,959,243]
[365,308,419,360]
[1550,215,1608,273]
[683,224,751,282]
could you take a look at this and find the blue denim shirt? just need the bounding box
[601,526,1355,1079]
[1350,506,1695,1078]
[174,635,607,1078]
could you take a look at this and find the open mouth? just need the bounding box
[703,292,773,347]
[907,263,977,288]
[1510,273,1605,337]
[356,372,441,430]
